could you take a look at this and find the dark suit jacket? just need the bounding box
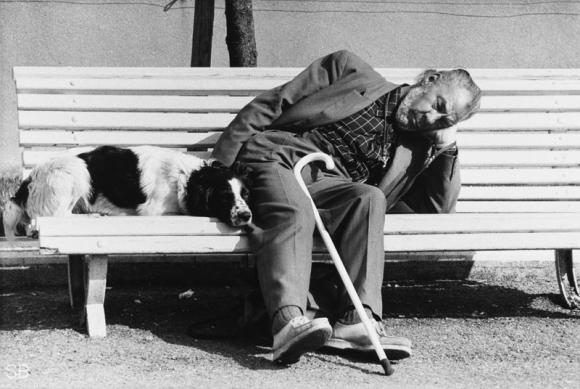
[212,50,460,213]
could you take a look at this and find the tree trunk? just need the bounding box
[225,0,257,67]
[191,0,215,67]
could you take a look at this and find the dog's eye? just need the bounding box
[241,188,249,200]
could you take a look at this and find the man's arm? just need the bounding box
[211,50,375,166]
[389,146,461,214]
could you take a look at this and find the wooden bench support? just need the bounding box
[67,255,85,310]
[83,255,108,338]
[555,249,580,309]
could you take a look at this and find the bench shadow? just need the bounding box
[0,289,81,331]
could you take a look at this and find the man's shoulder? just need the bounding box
[322,50,388,85]
[328,49,357,60]
[325,50,368,67]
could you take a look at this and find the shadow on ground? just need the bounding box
[2,265,578,373]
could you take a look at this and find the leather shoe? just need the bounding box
[325,319,412,360]
[272,316,332,364]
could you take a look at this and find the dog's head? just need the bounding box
[184,161,252,228]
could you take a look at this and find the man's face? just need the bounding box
[395,80,472,133]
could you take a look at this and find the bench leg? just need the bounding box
[84,255,109,338]
[68,255,85,310]
[555,249,579,309]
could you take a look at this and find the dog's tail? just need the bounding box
[2,156,92,240]
[26,155,92,217]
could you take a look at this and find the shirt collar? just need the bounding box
[384,84,408,125]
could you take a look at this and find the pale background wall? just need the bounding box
[1,0,579,171]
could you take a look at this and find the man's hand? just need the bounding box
[423,125,457,147]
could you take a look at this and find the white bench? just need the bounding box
[12,66,580,337]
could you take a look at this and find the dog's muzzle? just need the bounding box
[231,202,252,227]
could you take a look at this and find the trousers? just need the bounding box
[237,130,387,319]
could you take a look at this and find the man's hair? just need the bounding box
[415,68,482,122]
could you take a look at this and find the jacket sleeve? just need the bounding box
[389,147,461,214]
[211,50,372,166]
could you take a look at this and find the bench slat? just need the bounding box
[12,67,304,78]
[461,168,580,185]
[40,236,251,255]
[14,66,580,79]
[17,94,255,112]
[40,231,580,254]
[20,130,220,149]
[463,112,580,131]
[386,213,580,233]
[456,201,580,213]
[37,216,243,236]
[18,94,580,113]
[15,76,580,94]
[19,130,580,151]
[384,232,580,251]
[36,214,580,237]
[459,150,580,167]
[18,111,580,131]
[458,132,580,149]
[36,214,580,254]
[15,77,292,94]
[18,111,236,130]
[480,95,580,111]
[460,186,580,200]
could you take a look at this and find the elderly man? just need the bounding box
[211,50,481,365]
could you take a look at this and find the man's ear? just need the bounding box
[417,69,440,86]
[427,72,441,83]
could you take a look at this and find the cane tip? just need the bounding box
[380,358,394,376]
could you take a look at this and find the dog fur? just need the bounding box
[2,145,252,240]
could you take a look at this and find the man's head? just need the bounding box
[395,69,481,135]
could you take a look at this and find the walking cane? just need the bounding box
[293,152,394,376]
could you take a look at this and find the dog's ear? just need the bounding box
[231,161,253,187]
[185,170,212,216]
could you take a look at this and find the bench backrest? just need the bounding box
[13,67,580,214]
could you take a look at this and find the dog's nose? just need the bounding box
[238,210,252,222]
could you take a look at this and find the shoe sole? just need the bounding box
[273,326,332,365]
[324,338,412,360]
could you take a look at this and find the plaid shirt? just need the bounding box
[314,85,405,183]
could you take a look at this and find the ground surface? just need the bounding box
[1,263,579,389]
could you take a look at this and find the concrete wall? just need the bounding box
[1,0,579,170]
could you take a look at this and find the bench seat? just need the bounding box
[12,66,580,337]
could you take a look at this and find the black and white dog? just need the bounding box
[2,145,252,240]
